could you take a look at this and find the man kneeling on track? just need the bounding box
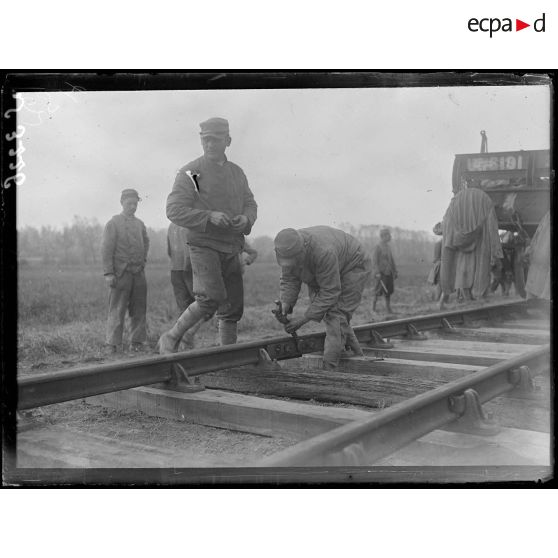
[274,226,372,370]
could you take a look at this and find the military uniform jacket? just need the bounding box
[166,155,258,255]
[372,243,397,275]
[102,214,150,277]
[280,226,368,322]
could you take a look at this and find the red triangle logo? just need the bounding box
[516,19,530,31]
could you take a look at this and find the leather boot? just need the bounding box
[218,320,237,345]
[343,326,364,356]
[386,296,393,314]
[158,303,206,354]
[177,317,205,351]
[372,296,378,312]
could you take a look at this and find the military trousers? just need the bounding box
[318,258,371,367]
[189,245,244,322]
[170,269,195,314]
[105,269,147,346]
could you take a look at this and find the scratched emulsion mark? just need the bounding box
[186,170,201,193]
[3,86,87,190]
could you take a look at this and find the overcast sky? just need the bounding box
[16,84,550,238]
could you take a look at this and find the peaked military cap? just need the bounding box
[121,188,141,201]
[199,117,230,137]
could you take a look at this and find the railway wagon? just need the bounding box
[451,148,550,237]
[451,147,551,297]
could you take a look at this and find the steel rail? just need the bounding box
[17,299,541,410]
[259,344,551,467]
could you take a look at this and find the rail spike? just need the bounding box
[255,348,282,371]
[405,323,427,341]
[366,330,394,349]
[446,388,500,436]
[441,318,456,332]
[165,362,205,393]
[507,365,543,400]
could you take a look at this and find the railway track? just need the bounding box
[12,298,552,479]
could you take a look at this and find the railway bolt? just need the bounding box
[447,389,500,436]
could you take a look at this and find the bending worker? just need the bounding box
[274,226,372,369]
[159,117,258,353]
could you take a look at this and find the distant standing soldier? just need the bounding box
[274,226,371,370]
[427,222,443,301]
[159,117,258,353]
[102,188,149,353]
[372,228,398,313]
[490,231,514,296]
[167,222,194,313]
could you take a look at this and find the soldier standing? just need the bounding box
[427,222,443,301]
[159,117,258,353]
[274,226,371,370]
[102,188,150,353]
[372,228,398,313]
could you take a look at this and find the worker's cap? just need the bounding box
[274,228,303,265]
[120,188,141,201]
[199,117,230,138]
[380,227,391,236]
[433,222,442,235]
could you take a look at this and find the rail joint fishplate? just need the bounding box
[447,388,500,436]
[267,340,302,360]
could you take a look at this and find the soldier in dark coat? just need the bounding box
[274,226,371,369]
[372,228,398,313]
[102,188,150,352]
[427,222,443,301]
[159,117,258,353]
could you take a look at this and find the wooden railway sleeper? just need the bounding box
[405,323,427,340]
[446,388,500,436]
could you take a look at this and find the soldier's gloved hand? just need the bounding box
[280,302,293,316]
[285,316,309,334]
[209,211,232,228]
[375,273,381,279]
[231,215,249,232]
[105,274,117,288]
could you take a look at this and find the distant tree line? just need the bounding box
[18,218,435,266]
[18,217,168,265]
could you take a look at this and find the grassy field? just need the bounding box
[17,260,511,372]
